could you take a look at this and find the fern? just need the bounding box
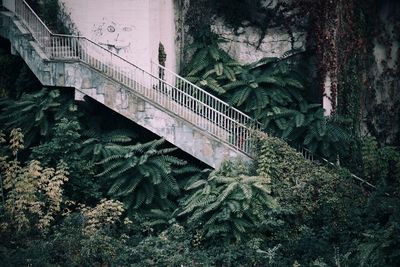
[178,160,277,243]
[96,138,188,211]
[183,34,349,158]
[183,33,240,95]
[0,88,75,147]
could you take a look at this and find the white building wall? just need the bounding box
[60,0,177,73]
[159,0,177,72]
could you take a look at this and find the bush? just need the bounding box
[256,134,367,265]
[178,160,278,243]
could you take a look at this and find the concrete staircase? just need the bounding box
[0,0,260,168]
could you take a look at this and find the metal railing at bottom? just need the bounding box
[298,146,377,190]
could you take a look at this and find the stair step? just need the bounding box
[2,3,255,168]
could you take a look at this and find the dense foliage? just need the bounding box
[182,33,349,159]
[1,1,399,263]
[97,138,186,212]
[0,88,75,147]
[1,119,399,266]
[178,160,277,242]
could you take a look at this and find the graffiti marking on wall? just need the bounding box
[92,18,136,55]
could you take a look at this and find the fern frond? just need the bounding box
[96,160,125,177]
[133,191,146,208]
[223,66,236,81]
[228,87,251,106]
[143,183,155,204]
[247,57,278,69]
[239,183,252,200]
[223,80,247,90]
[204,77,225,94]
[108,176,128,195]
[185,179,207,190]
[164,174,180,194]
[232,218,252,232]
[257,76,286,87]
[227,200,243,214]
[160,155,186,166]
[208,45,221,61]
[204,224,228,237]
[122,175,144,196]
[187,60,210,77]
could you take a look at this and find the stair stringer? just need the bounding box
[0,11,251,168]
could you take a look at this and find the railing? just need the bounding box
[151,62,260,127]
[298,146,377,190]
[15,0,51,47]
[9,0,380,188]
[13,0,260,155]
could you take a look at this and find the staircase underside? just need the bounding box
[0,11,251,168]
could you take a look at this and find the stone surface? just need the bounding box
[211,19,306,64]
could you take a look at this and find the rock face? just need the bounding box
[212,19,306,64]
[175,0,307,67]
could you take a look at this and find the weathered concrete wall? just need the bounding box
[38,0,308,74]
[176,0,307,66]
[0,11,250,168]
[211,19,306,65]
[60,0,177,73]
[58,0,306,75]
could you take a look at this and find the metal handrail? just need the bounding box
[151,62,259,126]
[15,0,52,33]
[299,146,377,190]
[10,0,381,188]
[13,0,260,155]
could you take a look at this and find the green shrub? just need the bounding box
[96,138,187,211]
[256,134,366,265]
[0,88,76,147]
[356,136,400,266]
[178,160,278,243]
[31,118,101,203]
[183,34,350,159]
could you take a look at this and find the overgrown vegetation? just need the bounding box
[0,60,398,264]
[97,138,186,212]
[182,32,349,159]
[178,160,277,243]
[26,0,77,34]
[1,0,400,264]
[1,116,399,265]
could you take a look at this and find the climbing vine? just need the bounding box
[361,0,400,145]
[306,0,399,146]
